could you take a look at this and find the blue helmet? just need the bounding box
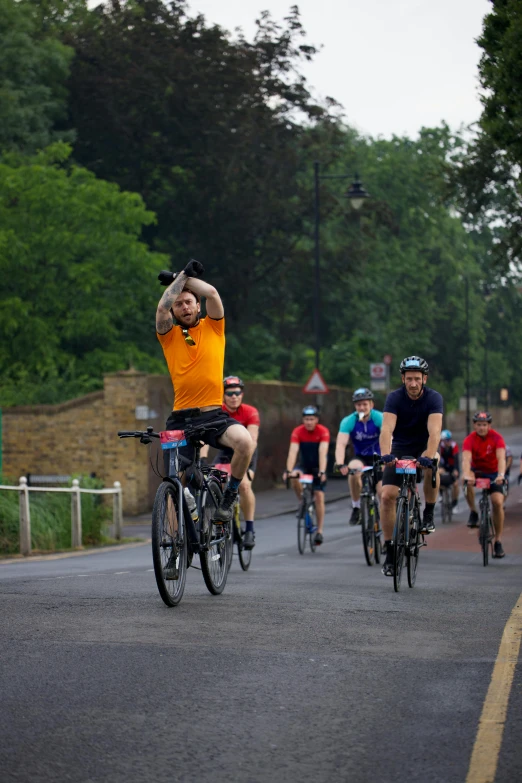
[441,429,452,440]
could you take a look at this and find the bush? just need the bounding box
[0,475,112,555]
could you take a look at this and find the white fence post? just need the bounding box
[71,479,82,549]
[19,476,31,556]
[113,481,122,540]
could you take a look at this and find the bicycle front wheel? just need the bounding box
[200,479,230,594]
[238,524,253,571]
[227,502,239,573]
[308,504,317,553]
[407,502,420,588]
[374,503,382,564]
[361,497,375,566]
[442,489,452,524]
[393,496,408,592]
[151,481,188,607]
[479,502,490,567]
[297,502,306,554]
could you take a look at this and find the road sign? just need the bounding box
[370,379,387,391]
[370,363,386,380]
[383,354,392,366]
[303,369,329,394]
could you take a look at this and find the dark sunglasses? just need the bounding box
[181,328,196,346]
[224,390,242,397]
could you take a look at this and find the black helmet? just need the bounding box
[302,405,319,417]
[473,411,492,423]
[352,387,374,402]
[400,356,429,374]
[223,375,244,390]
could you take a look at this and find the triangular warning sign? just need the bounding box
[303,369,329,394]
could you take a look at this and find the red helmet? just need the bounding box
[473,411,492,423]
[223,376,244,390]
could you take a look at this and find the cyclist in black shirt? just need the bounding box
[379,356,443,577]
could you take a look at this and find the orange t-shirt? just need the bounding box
[157,316,225,411]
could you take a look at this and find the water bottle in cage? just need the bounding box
[184,488,199,522]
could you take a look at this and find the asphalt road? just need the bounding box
[2,476,522,781]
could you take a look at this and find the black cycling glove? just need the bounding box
[183,259,205,278]
[418,457,434,469]
[381,454,395,464]
[158,270,176,286]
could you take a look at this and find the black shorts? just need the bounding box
[163,408,238,473]
[214,447,258,473]
[382,451,423,488]
[471,470,505,496]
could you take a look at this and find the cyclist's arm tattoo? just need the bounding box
[379,412,396,455]
[335,432,349,466]
[156,272,188,333]
[318,441,329,474]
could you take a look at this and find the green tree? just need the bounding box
[0,144,167,404]
[0,0,74,153]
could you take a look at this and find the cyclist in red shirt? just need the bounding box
[203,376,260,549]
[283,406,330,546]
[462,411,507,558]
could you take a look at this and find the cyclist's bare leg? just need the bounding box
[291,478,302,502]
[314,489,325,533]
[452,480,460,504]
[491,491,504,542]
[347,459,364,502]
[239,471,255,520]
[218,424,254,479]
[380,484,400,540]
[422,450,439,503]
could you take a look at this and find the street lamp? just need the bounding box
[313,162,370,370]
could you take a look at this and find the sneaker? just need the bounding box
[420,508,435,534]
[349,508,361,526]
[163,551,179,580]
[314,532,324,545]
[467,510,479,528]
[381,547,394,577]
[243,530,255,550]
[213,488,238,523]
[493,541,505,558]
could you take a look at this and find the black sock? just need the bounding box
[227,475,241,493]
[425,502,435,513]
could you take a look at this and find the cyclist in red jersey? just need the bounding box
[202,376,260,549]
[462,411,506,558]
[283,406,330,546]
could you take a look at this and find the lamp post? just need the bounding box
[464,276,471,432]
[313,162,369,370]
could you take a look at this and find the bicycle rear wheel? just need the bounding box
[297,502,306,554]
[374,503,382,564]
[393,497,407,592]
[361,497,375,566]
[308,504,317,552]
[200,479,230,594]
[407,502,420,588]
[151,481,188,607]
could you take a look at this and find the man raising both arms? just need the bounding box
[379,356,443,577]
[335,388,383,525]
[156,261,253,526]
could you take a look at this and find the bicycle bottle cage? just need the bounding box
[475,477,491,489]
[395,459,417,474]
[160,430,187,449]
[299,475,315,484]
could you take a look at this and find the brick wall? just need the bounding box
[2,372,353,515]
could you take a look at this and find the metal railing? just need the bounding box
[0,477,123,556]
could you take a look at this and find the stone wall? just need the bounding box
[2,372,352,515]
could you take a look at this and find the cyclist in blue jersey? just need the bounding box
[335,388,383,525]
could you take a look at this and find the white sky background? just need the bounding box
[186,0,492,139]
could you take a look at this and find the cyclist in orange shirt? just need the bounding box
[156,260,253,523]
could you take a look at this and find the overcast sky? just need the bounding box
[186,0,492,139]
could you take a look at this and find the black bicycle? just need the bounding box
[358,464,382,566]
[118,425,232,607]
[386,457,437,592]
[465,477,496,567]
